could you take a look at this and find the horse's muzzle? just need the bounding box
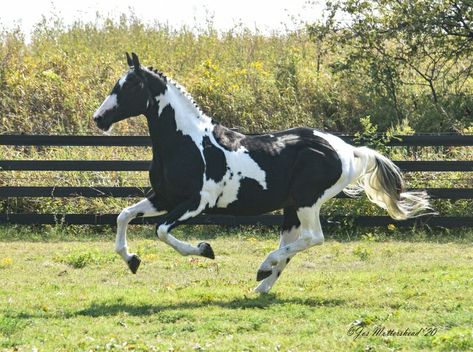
[93,115,112,131]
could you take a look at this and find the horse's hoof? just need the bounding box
[127,254,141,274]
[256,269,272,281]
[198,242,215,259]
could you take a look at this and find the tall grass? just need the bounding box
[1,14,471,136]
[0,15,471,233]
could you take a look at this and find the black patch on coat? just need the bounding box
[220,178,269,214]
[202,136,227,183]
[282,207,300,231]
[146,103,205,210]
[212,124,244,152]
[146,70,167,97]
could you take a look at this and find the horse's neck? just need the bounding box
[161,83,212,133]
[146,83,213,159]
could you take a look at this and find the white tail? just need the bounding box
[345,146,433,220]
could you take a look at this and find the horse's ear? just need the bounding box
[126,52,133,67]
[131,52,141,71]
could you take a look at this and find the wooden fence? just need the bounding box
[1,134,472,228]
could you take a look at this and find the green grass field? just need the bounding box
[1,227,472,351]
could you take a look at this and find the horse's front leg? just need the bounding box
[156,197,215,259]
[116,196,166,273]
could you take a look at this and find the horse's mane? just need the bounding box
[145,66,205,117]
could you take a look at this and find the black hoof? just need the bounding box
[127,254,141,274]
[198,242,215,259]
[256,269,272,281]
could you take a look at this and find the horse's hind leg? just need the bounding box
[256,203,324,282]
[255,207,301,293]
[116,196,166,273]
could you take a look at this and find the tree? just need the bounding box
[310,0,473,130]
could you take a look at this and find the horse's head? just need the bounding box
[93,52,166,131]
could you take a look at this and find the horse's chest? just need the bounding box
[149,152,204,200]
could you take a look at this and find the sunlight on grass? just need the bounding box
[0,231,472,351]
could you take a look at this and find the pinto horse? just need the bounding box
[93,53,431,293]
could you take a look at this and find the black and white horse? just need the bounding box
[93,53,431,293]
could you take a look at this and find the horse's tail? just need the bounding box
[344,146,433,220]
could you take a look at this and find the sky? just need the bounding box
[0,0,323,36]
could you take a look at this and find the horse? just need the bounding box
[93,52,431,293]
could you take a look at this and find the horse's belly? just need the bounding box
[208,177,288,215]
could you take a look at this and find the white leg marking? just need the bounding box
[258,204,324,274]
[157,224,201,256]
[255,225,301,293]
[116,198,166,262]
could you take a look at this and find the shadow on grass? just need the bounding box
[74,295,346,317]
[3,295,345,320]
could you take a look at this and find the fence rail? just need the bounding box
[1,186,472,199]
[2,134,473,147]
[1,160,473,172]
[1,134,472,227]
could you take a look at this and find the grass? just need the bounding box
[1,227,472,351]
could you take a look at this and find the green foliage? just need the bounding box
[313,0,473,131]
[0,11,471,135]
[54,248,116,268]
[0,16,322,135]
[352,244,372,261]
[0,315,25,337]
[353,115,396,153]
[0,314,26,349]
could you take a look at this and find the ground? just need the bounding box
[0,227,472,351]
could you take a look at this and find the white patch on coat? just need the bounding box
[93,94,118,119]
[178,143,268,219]
[188,143,269,212]
[216,174,241,207]
[155,79,267,214]
[313,130,355,190]
[156,84,213,151]
[119,74,128,87]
